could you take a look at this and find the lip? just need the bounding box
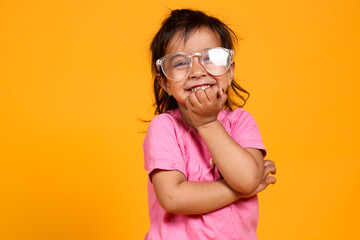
[188,84,216,92]
[185,80,217,91]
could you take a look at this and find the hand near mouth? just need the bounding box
[185,86,227,129]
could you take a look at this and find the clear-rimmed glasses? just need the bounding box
[156,47,234,81]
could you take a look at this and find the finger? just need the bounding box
[194,89,208,104]
[263,176,276,186]
[264,159,275,168]
[253,184,266,194]
[218,88,228,107]
[263,165,277,178]
[188,91,200,107]
[204,87,216,102]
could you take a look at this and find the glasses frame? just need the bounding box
[156,47,234,81]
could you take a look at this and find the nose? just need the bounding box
[189,56,207,79]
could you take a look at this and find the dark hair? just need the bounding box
[150,9,249,115]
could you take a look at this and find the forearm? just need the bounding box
[197,120,263,194]
[173,179,243,214]
[152,171,243,215]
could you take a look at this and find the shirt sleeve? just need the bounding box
[143,114,187,180]
[230,109,267,157]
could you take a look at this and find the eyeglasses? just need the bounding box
[156,47,234,81]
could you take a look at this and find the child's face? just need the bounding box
[157,27,234,109]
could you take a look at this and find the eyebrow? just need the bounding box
[167,47,220,56]
[167,53,188,63]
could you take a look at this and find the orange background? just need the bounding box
[1,0,359,239]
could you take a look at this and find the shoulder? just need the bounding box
[219,108,257,126]
[219,108,262,139]
[145,109,190,142]
[148,109,185,132]
[148,111,175,129]
[143,110,188,175]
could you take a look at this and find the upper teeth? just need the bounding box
[191,85,211,92]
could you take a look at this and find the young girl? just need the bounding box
[143,9,276,240]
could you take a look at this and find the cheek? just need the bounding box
[222,74,233,89]
[169,85,188,100]
[216,76,231,88]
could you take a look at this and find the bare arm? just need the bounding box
[151,160,276,215]
[198,121,264,194]
[185,86,264,194]
[151,170,242,215]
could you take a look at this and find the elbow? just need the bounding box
[239,161,264,194]
[232,180,259,195]
[159,199,177,214]
[230,171,263,195]
[157,191,183,214]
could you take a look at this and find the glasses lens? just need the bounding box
[160,48,232,81]
[162,53,191,81]
[202,48,231,75]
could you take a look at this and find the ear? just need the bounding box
[156,73,172,96]
[227,61,235,85]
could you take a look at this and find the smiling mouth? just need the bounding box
[190,85,213,92]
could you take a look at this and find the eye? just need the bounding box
[174,61,189,68]
[203,56,210,61]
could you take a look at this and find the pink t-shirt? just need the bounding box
[143,108,266,240]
